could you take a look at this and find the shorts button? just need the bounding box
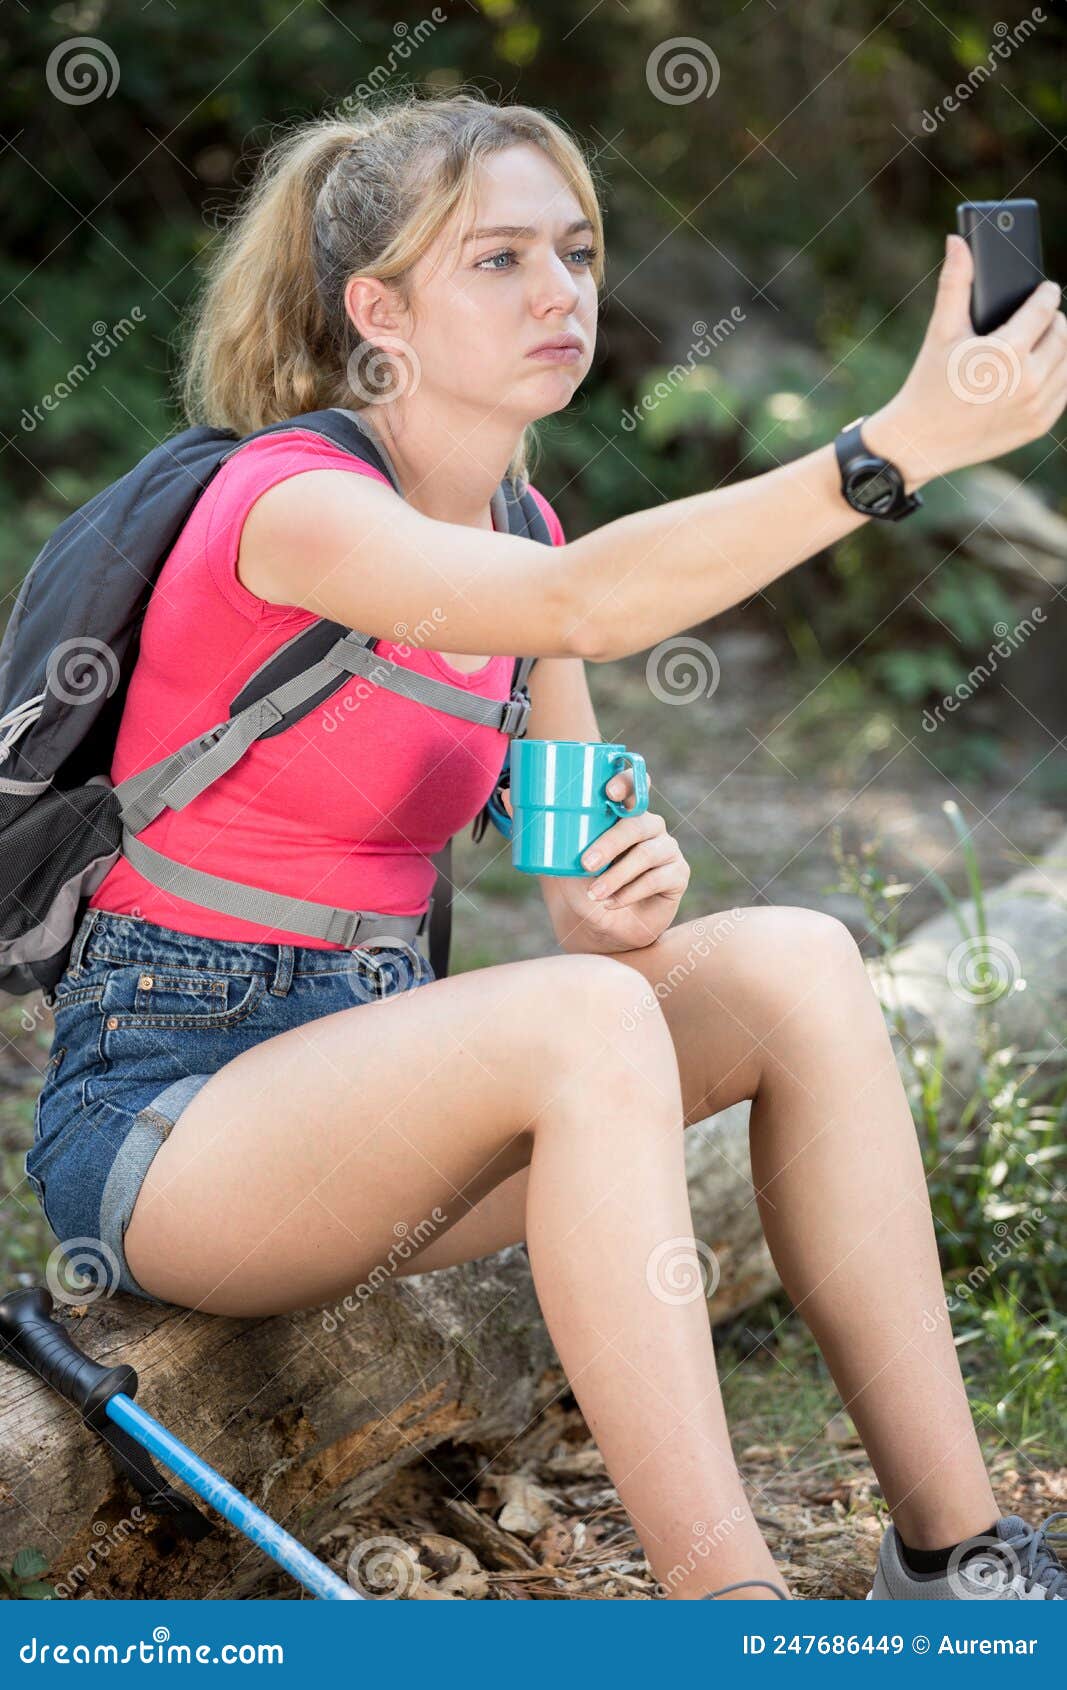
[106,1016,119,1029]
[139,974,154,989]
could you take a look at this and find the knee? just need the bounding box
[556,952,671,1033]
[756,906,876,1027]
[540,952,678,1073]
[539,955,683,1137]
[779,907,864,972]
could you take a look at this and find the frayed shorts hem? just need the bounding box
[95,1072,213,1305]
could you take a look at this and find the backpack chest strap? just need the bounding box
[115,631,530,835]
[120,829,432,950]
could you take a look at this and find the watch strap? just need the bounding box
[834,415,869,477]
[835,415,923,521]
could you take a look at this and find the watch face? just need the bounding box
[845,458,902,515]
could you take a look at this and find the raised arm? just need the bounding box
[241,242,1065,666]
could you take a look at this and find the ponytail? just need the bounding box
[177,90,605,491]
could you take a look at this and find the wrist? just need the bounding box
[859,402,938,496]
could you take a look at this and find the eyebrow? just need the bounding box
[462,219,595,245]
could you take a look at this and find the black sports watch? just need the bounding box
[834,415,923,522]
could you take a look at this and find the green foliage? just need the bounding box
[1,0,1062,719]
[830,806,1067,1451]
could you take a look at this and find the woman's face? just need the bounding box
[385,143,599,427]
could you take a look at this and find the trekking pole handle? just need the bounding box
[0,1285,137,1430]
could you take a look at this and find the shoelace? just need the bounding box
[703,1579,790,1599]
[1002,1511,1067,1598]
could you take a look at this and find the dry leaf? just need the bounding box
[409,1533,489,1600]
[823,1413,861,1446]
[530,1518,576,1566]
[492,1475,559,1537]
[540,1449,608,1480]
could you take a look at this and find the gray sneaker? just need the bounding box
[867,1512,1067,1600]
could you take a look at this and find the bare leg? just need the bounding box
[124,950,788,1598]
[606,909,1000,1551]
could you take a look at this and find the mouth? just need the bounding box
[526,334,584,364]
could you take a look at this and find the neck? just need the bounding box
[360,394,522,529]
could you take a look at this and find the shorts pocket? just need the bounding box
[97,963,265,1032]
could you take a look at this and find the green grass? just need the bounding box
[830,804,1067,1457]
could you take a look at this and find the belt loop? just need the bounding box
[68,907,101,975]
[269,944,295,997]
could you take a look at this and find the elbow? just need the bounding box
[568,622,613,664]
[554,546,611,663]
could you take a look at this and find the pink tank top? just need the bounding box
[89,427,565,948]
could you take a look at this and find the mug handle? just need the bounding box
[606,752,649,818]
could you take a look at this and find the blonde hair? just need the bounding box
[178,88,605,490]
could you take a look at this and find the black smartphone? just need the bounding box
[956,199,1044,335]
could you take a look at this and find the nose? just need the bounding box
[529,251,583,318]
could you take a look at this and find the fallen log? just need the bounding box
[0,1144,773,1599]
[3,828,1063,1596]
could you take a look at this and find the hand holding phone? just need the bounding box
[956,198,1045,334]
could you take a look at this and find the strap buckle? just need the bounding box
[500,688,531,738]
[324,908,363,947]
[189,720,229,757]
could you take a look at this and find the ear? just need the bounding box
[343,274,408,343]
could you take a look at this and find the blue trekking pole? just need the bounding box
[0,1286,359,1600]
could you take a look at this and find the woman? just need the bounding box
[30,90,1067,1602]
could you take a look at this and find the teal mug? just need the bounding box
[509,739,649,876]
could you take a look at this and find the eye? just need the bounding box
[474,246,599,273]
[475,249,518,272]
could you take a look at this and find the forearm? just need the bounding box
[562,401,931,664]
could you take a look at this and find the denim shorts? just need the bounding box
[25,907,434,1307]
